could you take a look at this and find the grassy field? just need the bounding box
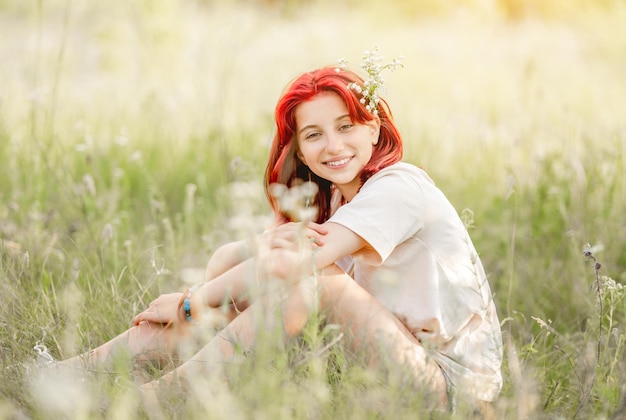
[1,0,625,418]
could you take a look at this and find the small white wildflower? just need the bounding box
[33,343,55,365]
[296,206,318,222]
[270,182,319,222]
[603,276,616,290]
[531,316,553,336]
[335,58,349,72]
[130,151,142,162]
[75,134,93,153]
[123,240,132,259]
[337,45,404,115]
[602,276,624,299]
[186,183,197,197]
[150,248,171,276]
[101,223,114,243]
[71,258,81,281]
[115,134,129,146]
[113,167,124,179]
[82,174,96,197]
[611,328,620,340]
[461,208,475,230]
[590,242,605,254]
[505,174,516,200]
[279,189,299,214]
[269,183,288,200]
[150,199,164,212]
[299,181,318,200]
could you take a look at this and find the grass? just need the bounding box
[1,0,626,418]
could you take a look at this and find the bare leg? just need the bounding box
[61,304,238,376]
[317,273,447,403]
[140,272,447,410]
[141,296,285,391]
[137,300,278,418]
[60,322,183,374]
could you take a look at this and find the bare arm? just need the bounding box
[133,221,353,325]
[194,258,256,313]
[190,222,361,315]
[312,222,367,270]
[206,221,329,281]
[132,257,257,326]
[204,240,252,282]
[237,222,366,296]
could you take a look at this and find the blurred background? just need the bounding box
[1,0,626,417]
[3,0,624,279]
[3,0,624,148]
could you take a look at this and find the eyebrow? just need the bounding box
[298,114,351,136]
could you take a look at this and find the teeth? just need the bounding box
[327,157,350,167]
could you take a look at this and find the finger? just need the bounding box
[277,227,321,247]
[306,222,328,235]
[133,310,163,326]
[305,229,325,246]
[133,312,147,326]
[133,309,158,325]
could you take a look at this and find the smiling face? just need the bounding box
[295,92,380,202]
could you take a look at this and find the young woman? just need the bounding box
[60,63,502,412]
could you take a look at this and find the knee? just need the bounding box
[281,271,353,337]
[317,272,354,302]
[282,291,311,337]
[283,313,308,337]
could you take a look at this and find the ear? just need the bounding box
[366,118,381,145]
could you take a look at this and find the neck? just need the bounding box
[337,185,359,204]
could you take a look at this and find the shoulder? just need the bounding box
[346,162,431,216]
[363,162,435,189]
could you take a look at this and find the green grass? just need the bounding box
[1,0,626,418]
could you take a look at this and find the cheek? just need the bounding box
[362,146,375,167]
[363,142,375,160]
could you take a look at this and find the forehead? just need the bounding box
[295,91,349,125]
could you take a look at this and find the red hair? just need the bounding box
[264,66,403,224]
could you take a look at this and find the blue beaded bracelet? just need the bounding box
[182,288,194,322]
[183,298,192,321]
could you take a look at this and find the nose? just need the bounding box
[325,132,344,154]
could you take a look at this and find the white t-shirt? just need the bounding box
[328,162,503,402]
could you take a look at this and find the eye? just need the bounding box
[339,124,353,131]
[304,132,321,141]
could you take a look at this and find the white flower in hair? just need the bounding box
[336,46,404,116]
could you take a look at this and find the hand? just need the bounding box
[260,246,313,283]
[132,292,183,326]
[256,222,323,283]
[259,221,327,250]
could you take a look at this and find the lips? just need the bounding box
[325,156,353,167]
